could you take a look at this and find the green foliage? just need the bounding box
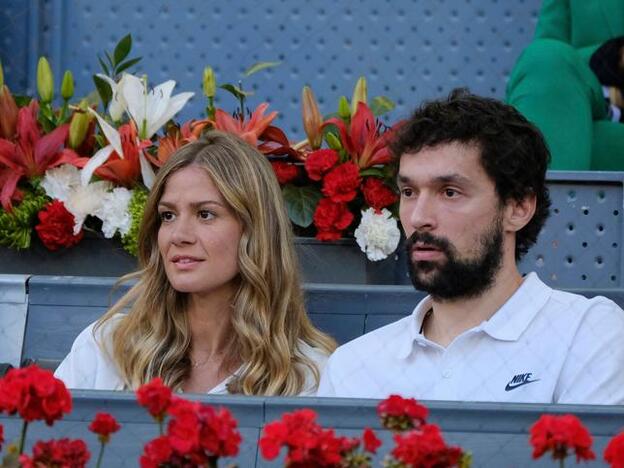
[370,96,396,117]
[242,61,281,77]
[121,188,148,257]
[0,190,49,250]
[282,185,322,228]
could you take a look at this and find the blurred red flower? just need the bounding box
[392,424,464,468]
[378,394,429,432]
[89,412,121,443]
[136,377,172,422]
[529,414,595,462]
[19,438,90,468]
[0,365,72,425]
[605,432,624,468]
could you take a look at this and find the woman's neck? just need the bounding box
[187,285,235,358]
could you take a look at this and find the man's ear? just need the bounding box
[504,194,536,233]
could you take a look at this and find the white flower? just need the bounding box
[95,73,129,122]
[354,208,401,261]
[93,187,133,238]
[64,181,113,234]
[41,164,81,202]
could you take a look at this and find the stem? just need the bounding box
[559,458,565,468]
[238,80,245,116]
[95,442,105,468]
[18,420,28,455]
[158,418,164,436]
[208,96,215,119]
[207,456,218,468]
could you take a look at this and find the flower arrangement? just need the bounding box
[1,368,624,467]
[0,33,404,262]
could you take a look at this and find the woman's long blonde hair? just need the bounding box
[96,131,336,394]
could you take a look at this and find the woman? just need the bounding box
[55,131,336,395]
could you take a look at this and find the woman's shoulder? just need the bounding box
[54,314,126,390]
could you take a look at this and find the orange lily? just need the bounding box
[0,101,87,210]
[210,102,277,147]
[301,86,323,150]
[94,120,151,187]
[149,119,210,167]
[322,102,401,169]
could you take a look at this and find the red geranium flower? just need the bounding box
[605,432,624,468]
[0,365,72,425]
[259,408,356,467]
[89,412,121,443]
[529,414,595,462]
[378,394,429,432]
[322,161,361,203]
[363,427,382,454]
[19,438,90,468]
[304,149,339,181]
[391,424,464,468]
[362,177,398,212]
[313,198,354,241]
[136,377,173,422]
[271,161,299,185]
[35,200,83,251]
[140,436,174,468]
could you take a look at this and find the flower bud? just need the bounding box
[351,76,367,116]
[326,132,343,151]
[338,96,351,120]
[37,57,54,103]
[0,84,18,139]
[68,107,91,149]
[61,70,74,100]
[202,66,216,98]
[301,86,323,149]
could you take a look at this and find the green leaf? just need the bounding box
[105,51,115,69]
[242,61,281,77]
[115,56,142,75]
[97,55,110,76]
[219,83,254,100]
[359,167,387,178]
[93,75,112,108]
[13,95,32,107]
[370,96,396,117]
[282,185,322,228]
[113,34,132,66]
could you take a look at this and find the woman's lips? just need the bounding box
[170,255,204,270]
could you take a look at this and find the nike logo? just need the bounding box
[505,372,540,392]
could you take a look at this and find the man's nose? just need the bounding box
[406,194,437,232]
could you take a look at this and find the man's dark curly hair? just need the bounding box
[390,88,551,261]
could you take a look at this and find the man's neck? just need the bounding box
[423,265,524,348]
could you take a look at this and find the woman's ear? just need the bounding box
[504,194,536,233]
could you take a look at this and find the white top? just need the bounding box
[317,273,624,404]
[55,315,328,396]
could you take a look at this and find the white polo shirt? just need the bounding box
[317,273,624,404]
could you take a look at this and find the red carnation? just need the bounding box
[0,365,72,425]
[313,198,354,241]
[605,432,624,468]
[304,149,339,181]
[89,412,121,443]
[20,438,90,468]
[529,414,595,462]
[35,200,83,251]
[362,427,382,454]
[322,161,361,203]
[136,377,172,422]
[362,177,398,212]
[378,394,429,432]
[271,161,299,185]
[391,424,464,468]
[140,436,174,468]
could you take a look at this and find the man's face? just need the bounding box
[397,142,506,300]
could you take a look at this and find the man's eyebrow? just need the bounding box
[157,200,225,208]
[397,173,472,185]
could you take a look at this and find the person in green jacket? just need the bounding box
[506,0,624,170]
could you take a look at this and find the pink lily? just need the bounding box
[322,102,401,169]
[0,101,87,210]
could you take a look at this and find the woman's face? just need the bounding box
[157,165,243,296]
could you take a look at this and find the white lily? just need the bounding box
[121,73,194,139]
[81,108,156,189]
[96,73,128,122]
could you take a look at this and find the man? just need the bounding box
[317,89,624,404]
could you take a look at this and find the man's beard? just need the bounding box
[405,216,504,301]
